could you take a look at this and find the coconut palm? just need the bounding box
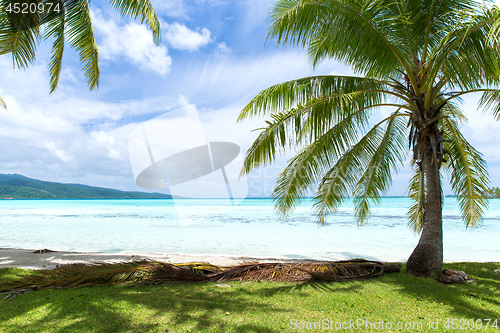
[238,0,500,276]
[0,0,161,108]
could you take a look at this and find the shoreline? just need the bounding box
[1,248,496,270]
[0,248,341,270]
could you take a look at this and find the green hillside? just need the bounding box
[0,174,173,199]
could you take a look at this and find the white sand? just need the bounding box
[0,248,328,270]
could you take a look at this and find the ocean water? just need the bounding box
[0,198,498,262]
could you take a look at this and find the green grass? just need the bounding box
[0,263,499,332]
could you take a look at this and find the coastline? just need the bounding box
[0,248,338,270]
[2,248,497,271]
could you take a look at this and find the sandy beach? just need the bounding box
[0,248,333,270]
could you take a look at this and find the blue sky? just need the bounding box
[1,0,500,198]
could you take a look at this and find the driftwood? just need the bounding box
[0,259,400,295]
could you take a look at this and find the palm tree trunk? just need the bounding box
[406,153,443,277]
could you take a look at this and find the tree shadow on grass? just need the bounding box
[0,277,363,333]
[250,280,363,297]
[380,262,500,320]
[0,283,281,332]
[4,263,498,332]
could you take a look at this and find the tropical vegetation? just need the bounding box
[488,187,500,198]
[0,173,174,199]
[238,0,500,276]
[0,0,161,107]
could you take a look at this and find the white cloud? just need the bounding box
[91,130,116,145]
[92,12,172,75]
[91,130,124,160]
[44,142,74,163]
[164,22,212,51]
[107,148,123,160]
[0,56,185,190]
[215,42,231,56]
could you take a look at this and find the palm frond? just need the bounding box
[239,78,393,177]
[64,0,99,90]
[43,6,66,93]
[408,0,483,62]
[0,260,400,294]
[271,105,376,217]
[0,260,159,292]
[107,0,161,44]
[238,75,387,120]
[442,116,489,228]
[478,89,500,121]
[268,0,410,78]
[353,113,408,224]
[0,5,39,69]
[0,0,161,93]
[240,107,306,177]
[0,95,6,109]
[312,121,386,223]
[425,7,500,93]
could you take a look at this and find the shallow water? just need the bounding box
[0,198,498,262]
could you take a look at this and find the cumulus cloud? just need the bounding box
[92,12,172,75]
[91,130,124,160]
[44,142,74,163]
[164,22,212,51]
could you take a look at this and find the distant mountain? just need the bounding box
[0,174,174,199]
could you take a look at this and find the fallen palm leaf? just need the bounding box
[0,259,400,294]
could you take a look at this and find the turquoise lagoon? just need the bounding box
[0,198,498,262]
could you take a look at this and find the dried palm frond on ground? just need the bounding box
[0,259,400,294]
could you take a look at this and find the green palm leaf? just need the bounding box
[353,113,408,223]
[269,0,411,78]
[271,106,374,217]
[0,5,39,69]
[43,5,66,93]
[0,0,161,94]
[238,75,387,120]
[312,121,384,223]
[107,0,161,44]
[479,89,500,121]
[442,116,489,228]
[239,76,394,178]
[64,0,99,90]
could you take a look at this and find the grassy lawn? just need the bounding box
[0,263,499,332]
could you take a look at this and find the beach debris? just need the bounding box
[450,274,465,284]
[32,249,56,253]
[0,259,400,294]
[438,269,469,284]
[3,288,31,300]
[437,275,453,284]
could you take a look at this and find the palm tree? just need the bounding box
[238,0,499,276]
[0,0,161,108]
